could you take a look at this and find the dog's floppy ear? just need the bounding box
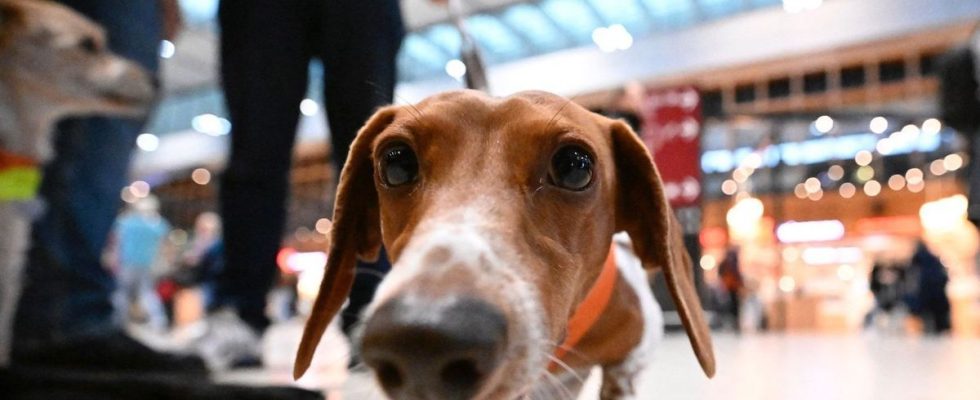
[294,106,397,379]
[610,120,716,378]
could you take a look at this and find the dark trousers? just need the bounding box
[14,0,161,344]
[216,0,403,331]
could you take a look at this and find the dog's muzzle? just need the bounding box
[361,295,508,400]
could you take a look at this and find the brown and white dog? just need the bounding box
[0,0,155,366]
[294,90,715,399]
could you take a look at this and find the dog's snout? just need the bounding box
[361,296,508,400]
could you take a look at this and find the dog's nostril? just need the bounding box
[376,360,404,390]
[440,358,483,393]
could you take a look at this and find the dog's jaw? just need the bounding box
[365,209,548,400]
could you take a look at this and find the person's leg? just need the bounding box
[216,0,312,332]
[13,0,160,344]
[319,0,404,334]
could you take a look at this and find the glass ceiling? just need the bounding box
[399,0,783,81]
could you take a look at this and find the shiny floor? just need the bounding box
[217,320,980,400]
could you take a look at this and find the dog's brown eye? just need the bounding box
[78,37,98,54]
[380,144,419,187]
[550,145,593,191]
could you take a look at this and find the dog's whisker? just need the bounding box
[364,80,424,123]
[540,351,586,386]
[545,98,573,130]
[536,339,593,368]
[542,369,575,400]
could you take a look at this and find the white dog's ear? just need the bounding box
[293,106,397,379]
[609,120,716,378]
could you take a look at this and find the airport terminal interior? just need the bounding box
[2,0,980,399]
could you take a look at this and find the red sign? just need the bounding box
[640,86,702,208]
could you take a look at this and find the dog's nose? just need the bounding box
[361,296,507,400]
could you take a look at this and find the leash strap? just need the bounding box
[551,245,619,364]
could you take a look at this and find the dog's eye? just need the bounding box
[380,144,419,187]
[549,145,594,191]
[78,37,98,54]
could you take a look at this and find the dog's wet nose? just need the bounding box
[361,296,507,400]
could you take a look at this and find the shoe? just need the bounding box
[11,330,207,375]
[187,309,262,371]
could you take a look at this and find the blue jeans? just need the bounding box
[14,0,161,345]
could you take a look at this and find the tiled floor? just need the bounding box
[217,320,980,400]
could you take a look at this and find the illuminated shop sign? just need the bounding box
[701,131,943,173]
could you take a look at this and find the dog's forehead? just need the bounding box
[401,90,605,139]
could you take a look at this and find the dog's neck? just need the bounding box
[0,79,58,162]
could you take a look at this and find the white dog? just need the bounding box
[0,0,155,366]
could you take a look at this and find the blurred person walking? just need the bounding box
[111,195,171,332]
[11,0,207,373]
[717,248,744,333]
[908,242,952,335]
[865,262,907,333]
[203,0,414,368]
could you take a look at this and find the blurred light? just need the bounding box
[726,197,764,227]
[120,187,137,203]
[876,138,894,155]
[742,153,763,169]
[300,99,319,116]
[278,249,326,274]
[905,168,924,185]
[869,117,888,134]
[839,182,856,198]
[721,179,738,195]
[297,261,325,300]
[864,180,881,197]
[930,160,947,176]
[733,167,751,183]
[837,264,855,281]
[699,255,717,271]
[807,190,823,201]
[192,113,231,136]
[783,0,823,13]
[888,174,906,190]
[804,177,821,193]
[802,246,863,265]
[136,133,159,152]
[779,276,796,293]
[813,115,834,135]
[855,166,874,182]
[900,124,920,137]
[908,180,925,193]
[315,218,332,235]
[854,150,873,166]
[920,195,968,232]
[592,24,633,52]
[294,226,312,242]
[921,118,942,135]
[130,181,150,198]
[159,40,175,59]
[191,168,211,185]
[445,59,466,80]
[944,154,964,171]
[827,165,844,181]
[794,183,807,199]
[776,220,844,243]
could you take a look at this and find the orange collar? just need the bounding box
[552,245,618,364]
[0,148,37,170]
